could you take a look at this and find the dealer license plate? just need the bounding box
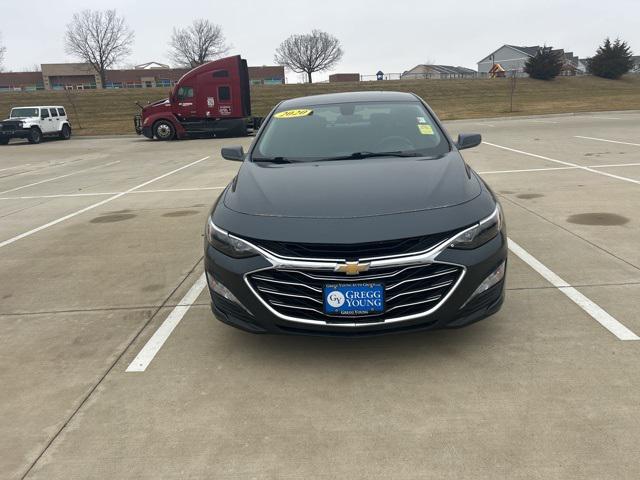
[323,283,384,316]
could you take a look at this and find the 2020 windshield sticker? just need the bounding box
[273,109,314,119]
[418,124,434,135]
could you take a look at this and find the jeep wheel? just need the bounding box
[59,124,71,140]
[0,138,9,145]
[27,127,42,144]
[154,120,175,141]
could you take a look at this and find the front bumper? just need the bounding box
[0,128,30,139]
[204,231,507,336]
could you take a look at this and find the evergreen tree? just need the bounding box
[524,46,564,80]
[587,38,634,79]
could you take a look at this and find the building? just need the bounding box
[401,65,477,80]
[0,63,285,92]
[477,45,580,77]
[329,73,360,82]
[247,66,286,85]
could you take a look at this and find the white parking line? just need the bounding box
[529,119,559,124]
[126,272,207,372]
[479,166,574,175]
[0,186,226,201]
[575,136,640,147]
[484,142,640,185]
[0,156,209,249]
[479,162,640,175]
[0,161,120,195]
[508,239,639,340]
[0,164,31,173]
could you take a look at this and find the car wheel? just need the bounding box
[0,138,9,145]
[27,127,42,144]
[59,124,72,140]
[153,120,175,141]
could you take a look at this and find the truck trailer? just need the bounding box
[134,55,262,140]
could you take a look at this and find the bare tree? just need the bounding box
[169,19,229,68]
[65,9,134,89]
[274,30,343,83]
[0,33,6,71]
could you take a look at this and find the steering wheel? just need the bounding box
[375,136,414,152]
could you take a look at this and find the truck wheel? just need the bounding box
[0,138,9,145]
[27,127,42,144]
[59,124,72,140]
[154,120,175,141]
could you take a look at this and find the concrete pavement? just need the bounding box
[1,111,640,479]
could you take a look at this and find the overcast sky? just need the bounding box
[1,0,638,81]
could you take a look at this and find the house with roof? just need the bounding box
[478,44,580,77]
[401,64,477,80]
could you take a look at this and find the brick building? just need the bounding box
[0,63,285,92]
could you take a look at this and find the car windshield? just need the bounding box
[253,101,450,161]
[10,108,39,118]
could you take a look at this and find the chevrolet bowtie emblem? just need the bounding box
[334,261,370,276]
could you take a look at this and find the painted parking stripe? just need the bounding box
[126,273,207,372]
[478,162,640,175]
[0,156,209,249]
[0,186,226,201]
[0,161,120,195]
[508,239,639,340]
[0,164,31,173]
[575,136,640,147]
[484,142,640,186]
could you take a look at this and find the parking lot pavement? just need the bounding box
[1,111,640,479]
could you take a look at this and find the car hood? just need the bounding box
[3,117,35,122]
[223,152,481,219]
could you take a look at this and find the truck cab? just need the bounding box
[135,55,259,140]
[0,106,72,145]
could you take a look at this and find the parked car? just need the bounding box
[0,106,72,145]
[204,91,507,335]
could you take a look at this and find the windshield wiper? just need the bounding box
[252,156,293,164]
[314,151,421,161]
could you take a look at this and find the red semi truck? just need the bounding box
[134,55,262,140]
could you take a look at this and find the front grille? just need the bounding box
[2,122,21,131]
[250,231,457,260]
[248,263,463,324]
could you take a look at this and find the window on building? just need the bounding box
[218,86,231,101]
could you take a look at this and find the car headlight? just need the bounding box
[18,121,24,128]
[205,217,259,258]
[450,204,503,249]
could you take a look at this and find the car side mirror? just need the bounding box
[456,133,482,150]
[221,146,245,161]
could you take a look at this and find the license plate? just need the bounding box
[324,283,384,316]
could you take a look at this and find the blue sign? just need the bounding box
[324,283,384,316]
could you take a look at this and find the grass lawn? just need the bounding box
[1,75,638,136]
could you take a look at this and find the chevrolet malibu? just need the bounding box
[204,91,506,335]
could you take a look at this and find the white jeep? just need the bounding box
[0,106,72,145]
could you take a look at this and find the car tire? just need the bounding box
[27,127,42,144]
[153,120,175,141]
[59,124,71,140]
[0,138,9,145]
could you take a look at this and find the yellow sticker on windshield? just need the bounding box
[418,124,434,135]
[274,109,313,119]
